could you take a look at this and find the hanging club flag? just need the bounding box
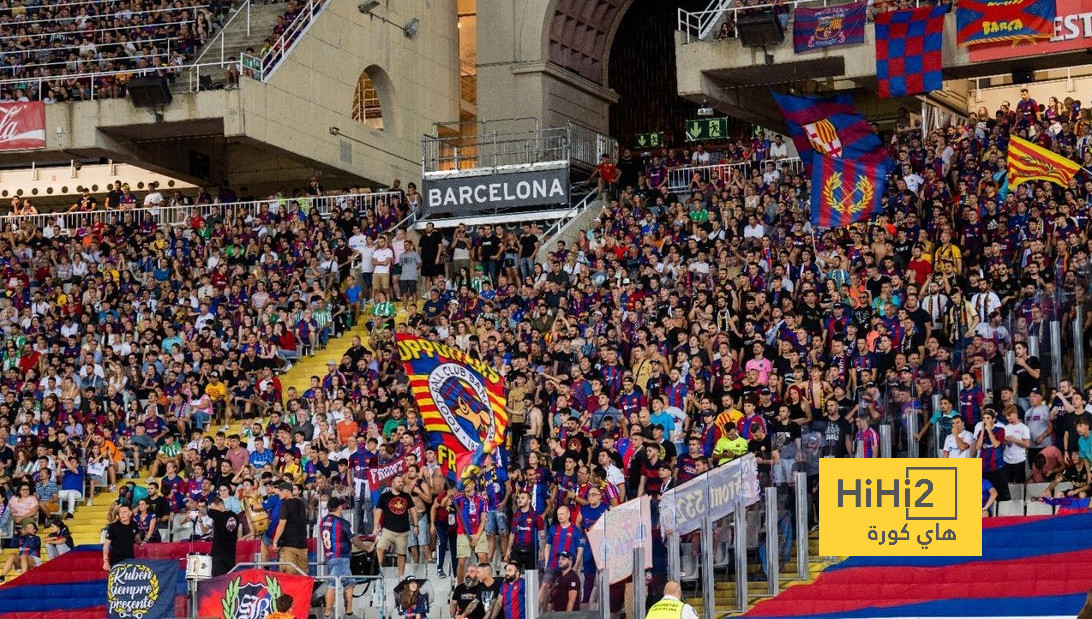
[956,0,1054,46]
[107,559,181,619]
[196,568,314,619]
[396,333,508,480]
[810,153,889,228]
[875,5,947,98]
[793,2,867,53]
[771,91,887,171]
[1007,135,1082,187]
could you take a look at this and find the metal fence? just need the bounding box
[2,191,403,233]
[421,121,619,173]
[666,156,805,193]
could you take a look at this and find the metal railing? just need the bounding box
[2,191,403,232]
[0,59,244,101]
[421,122,619,173]
[666,156,804,193]
[193,0,252,66]
[257,0,330,81]
[0,5,208,36]
[677,0,736,42]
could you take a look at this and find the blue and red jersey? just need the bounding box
[499,578,526,619]
[979,426,1006,472]
[453,493,488,535]
[856,427,879,458]
[545,523,585,570]
[320,513,354,560]
[479,468,509,510]
[509,508,544,549]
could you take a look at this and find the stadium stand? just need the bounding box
[0,0,233,102]
[2,0,1092,616]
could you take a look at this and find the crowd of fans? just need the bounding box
[0,0,234,102]
[0,87,1090,617]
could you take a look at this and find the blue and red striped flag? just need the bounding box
[771,91,887,171]
[809,152,889,228]
[875,5,947,98]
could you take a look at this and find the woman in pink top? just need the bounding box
[9,485,40,527]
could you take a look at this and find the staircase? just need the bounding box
[687,531,831,618]
[174,0,285,93]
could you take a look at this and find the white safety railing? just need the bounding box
[0,59,245,101]
[193,0,252,66]
[677,0,736,42]
[540,187,600,244]
[0,5,208,37]
[2,191,403,233]
[257,0,330,81]
[666,156,804,192]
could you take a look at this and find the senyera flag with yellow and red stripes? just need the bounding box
[1007,135,1083,188]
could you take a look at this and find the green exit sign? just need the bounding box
[635,132,663,148]
[686,117,728,141]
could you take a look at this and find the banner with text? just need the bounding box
[793,2,867,53]
[957,0,1054,46]
[107,559,181,619]
[0,102,45,151]
[196,568,314,619]
[365,442,425,489]
[969,0,1092,60]
[587,495,653,584]
[396,334,508,480]
[424,164,570,215]
[659,454,761,535]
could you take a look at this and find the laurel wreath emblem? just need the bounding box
[222,577,240,619]
[822,170,873,216]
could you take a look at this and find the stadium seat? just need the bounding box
[1025,499,1056,516]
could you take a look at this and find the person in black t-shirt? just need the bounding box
[474,563,501,618]
[450,563,483,619]
[373,475,417,578]
[271,482,308,576]
[548,551,580,612]
[208,497,240,576]
[103,504,139,569]
[747,422,779,487]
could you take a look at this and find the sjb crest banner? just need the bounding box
[793,2,866,53]
[196,568,314,619]
[107,559,180,619]
[396,333,508,479]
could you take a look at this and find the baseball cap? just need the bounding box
[558,551,575,560]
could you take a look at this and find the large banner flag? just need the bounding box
[107,559,180,619]
[196,568,314,619]
[957,0,1054,45]
[770,91,886,171]
[793,2,867,53]
[875,5,946,98]
[396,333,508,479]
[0,102,45,150]
[810,152,889,228]
[1007,135,1082,187]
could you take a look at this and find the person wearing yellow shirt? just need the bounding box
[711,422,749,466]
[205,372,230,428]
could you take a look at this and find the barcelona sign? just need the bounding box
[396,334,508,478]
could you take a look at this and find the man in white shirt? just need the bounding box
[371,236,394,300]
[1024,388,1053,450]
[768,135,788,159]
[691,144,710,166]
[143,182,164,209]
[942,415,974,458]
[1002,406,1031,483]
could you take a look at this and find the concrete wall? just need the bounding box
[0,0,459,190]
[237,0,460,186]
[476,0,618,133]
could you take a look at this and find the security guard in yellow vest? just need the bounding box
[646,580,699,619]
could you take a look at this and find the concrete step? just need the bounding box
[175,0,287,92]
